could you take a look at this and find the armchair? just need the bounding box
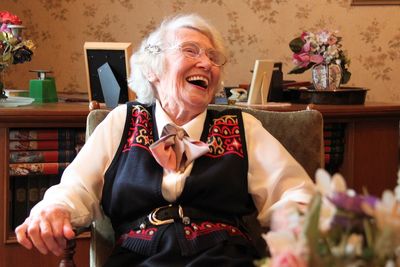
[61,105,324,267]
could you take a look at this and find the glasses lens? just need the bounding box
[206,49,226,66]
[180,43,200,58]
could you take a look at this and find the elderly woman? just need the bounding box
[16,14,314,266]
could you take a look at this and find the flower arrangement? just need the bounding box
[255,169,400,267]
[288,30,351,84]
[0,10,34,66]
[0,11,34,98]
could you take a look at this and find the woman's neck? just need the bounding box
[164,106,197,126]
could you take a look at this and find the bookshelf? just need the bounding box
[0,102,90,267]
[8,128,85,230]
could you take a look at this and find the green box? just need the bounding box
[29,77,58,103]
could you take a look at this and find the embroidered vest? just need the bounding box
[101,102,256,256]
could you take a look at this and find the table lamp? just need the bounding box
[29,70,58,103]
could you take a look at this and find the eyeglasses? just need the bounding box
[172,42,227,67]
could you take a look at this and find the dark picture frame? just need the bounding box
[84,42,135,104]
[351,0,400,5]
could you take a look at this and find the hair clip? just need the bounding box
[144,44,162,54]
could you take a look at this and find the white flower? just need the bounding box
[263,230,309,259]
[315,168,347,197]
[317,30,330,44]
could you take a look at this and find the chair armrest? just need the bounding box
[59,227,91,267]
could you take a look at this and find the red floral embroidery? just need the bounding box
[123,106,154,152]
[207,115,243,158]
[183,221,247,241]
[123,227,158,241]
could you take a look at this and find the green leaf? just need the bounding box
[288,63,313,75]
[2,53,12,63]
[363,218,374,249]
[302,193,322,264]
[289,37,305,53]
[341,70,351,84]
[0,32,6,42]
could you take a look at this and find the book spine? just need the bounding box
[324,130,345,139]
[324,146,345,153]
[9,140,76,151]
[11,176,28,230]
[48,174,61,187]
[27,176,40,212]
[324,153,344,165]
[38,175,50,200]
[323,123,346,131]
[324,138,345,146]
[9,162,70,176]
[9,150,76,163]
[9,129,77,140]
[74,131,86,145]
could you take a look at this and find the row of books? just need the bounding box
[323,123,346,174]
[8,128,85,230]
[10,175,61,230]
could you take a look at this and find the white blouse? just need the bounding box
[31,102,315,228]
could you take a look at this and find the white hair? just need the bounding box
[128,13,226,104]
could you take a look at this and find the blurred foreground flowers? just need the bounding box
[255,169,400,267]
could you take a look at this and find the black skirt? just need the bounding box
[103,224,256,267]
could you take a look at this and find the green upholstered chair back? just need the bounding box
[85,109,115,267]
[85,106,324,267]
[208,105,325,178]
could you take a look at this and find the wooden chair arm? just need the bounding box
[59,227,91,267]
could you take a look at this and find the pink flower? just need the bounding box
[0,23,8,32]
[293,53,310,67]
[309,54,324,64]
[300,31,309,41]
[301,41,311,53]
[0,11,22,25]
[270,251,308,267]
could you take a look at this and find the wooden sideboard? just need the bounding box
[238,101,400,195]
[1,101,399,266]
[0,102,90,267]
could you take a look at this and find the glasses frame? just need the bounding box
[167,41,227,67]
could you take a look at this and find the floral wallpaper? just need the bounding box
[2,0,400,102]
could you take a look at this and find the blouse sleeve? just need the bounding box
[29,105,128,227]
[243,112,316,227]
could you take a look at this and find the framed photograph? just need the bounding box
[351,0,400,5]
[247,59,275,105]
[84,42,135,106]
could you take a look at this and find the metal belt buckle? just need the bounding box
[148,204,174,225]
[178,205,191,225]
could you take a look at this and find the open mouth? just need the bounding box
[186,75,209,89]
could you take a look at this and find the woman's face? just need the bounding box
[153,28,222,119]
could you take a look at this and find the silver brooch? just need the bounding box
[144,44,162,54]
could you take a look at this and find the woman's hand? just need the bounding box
[15,204,75,256]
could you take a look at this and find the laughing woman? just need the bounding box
[16,14,315,266]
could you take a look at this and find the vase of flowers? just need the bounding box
[288,30,351,90]
[311,63,342,90]
[0,10,35,100]
[255,169,400,267]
